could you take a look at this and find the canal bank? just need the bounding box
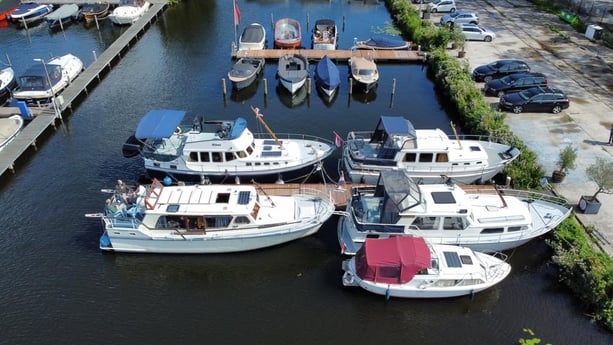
[424,0,613,256]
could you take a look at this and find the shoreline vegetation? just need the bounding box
[382,0,613,332]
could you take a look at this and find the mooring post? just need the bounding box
[222,78,227,97]
[349,78,353,95]
[391,78,396,95]
[306,78,311,95]
[263,78,268,96]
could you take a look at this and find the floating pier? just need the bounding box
[234,48,426,62]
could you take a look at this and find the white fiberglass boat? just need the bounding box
[122,107,336,183]
[0,114,24,152]
[109,0,150,25]
[341,236,511,299]
[95,178,335,254]
[342,116,521,184]
[12,53,84,105]
[337,169,572,254]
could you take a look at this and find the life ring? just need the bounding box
[175,127,182,136]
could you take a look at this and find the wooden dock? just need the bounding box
[234,48,426,62]
[0,3,167,178]
[253,182,368,208]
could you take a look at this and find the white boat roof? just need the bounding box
[144,183,259,215]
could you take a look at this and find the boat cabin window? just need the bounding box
[469,146,482,152]
[225,152,236,162]
[442,216,468,230]
[419,153,434,163]
[204,215,232,229]
[189,152,198,162]
[436,153,449,162]
[216,193,230,203]
[200,152,210,162]
[234,216,250,224]
[238,151,247,158]
[212,152,222,162]
[247,143,255,155]
[481,227,504,234]
[508,226,523,232]
[412,216,441,230]
[403,153,416,162]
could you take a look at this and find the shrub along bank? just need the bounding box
[383,0,613,331]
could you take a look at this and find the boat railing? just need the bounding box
[298,186,335,204]
[253,132,334,147]
[463,185,569,208]
[102,215,140,230]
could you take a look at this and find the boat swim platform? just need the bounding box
[234,48,427,63]
[0,3,168,179]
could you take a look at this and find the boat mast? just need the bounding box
[449,121,462,149]
[250,106,283,149]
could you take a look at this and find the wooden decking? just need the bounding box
[234,48,426,62]
[257,182,368,208]
[0,3,167,178]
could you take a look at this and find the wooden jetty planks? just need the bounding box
[234,48,425,62]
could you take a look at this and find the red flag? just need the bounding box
[334,131,342,148]
[233,0,240,26]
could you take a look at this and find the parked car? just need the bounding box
[440,11,479,27]
[428,0,456,13]
[459,23,496,42]
[412,0,433,3]
[484,72,549,97]
[472,59,531,82]
[498,86,570,114]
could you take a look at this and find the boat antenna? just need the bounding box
[250,106,283,149]
[449,121,462,149]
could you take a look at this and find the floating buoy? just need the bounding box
[163,176,172,186]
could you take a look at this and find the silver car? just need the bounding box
[440,12,479,27]
[460,23,496,42]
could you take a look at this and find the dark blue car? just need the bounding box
[484,72,548,97]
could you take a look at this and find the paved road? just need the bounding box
[421,0,613,255]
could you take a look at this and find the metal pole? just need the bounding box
[34,58,62,120]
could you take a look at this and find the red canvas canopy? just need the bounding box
[355,237,431,284]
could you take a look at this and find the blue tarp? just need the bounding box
[315,55,341,90]
[228,117,248,140]
[135,109,186,139]
[379,116,416,136]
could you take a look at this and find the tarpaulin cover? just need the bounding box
[356,237,431,284]
[135,109,186,139]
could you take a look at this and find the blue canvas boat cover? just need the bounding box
[379,116,416,136]
[228,117,248,140]
[362,35,407,49]
[135,109,186,139]
[315,56,341,90]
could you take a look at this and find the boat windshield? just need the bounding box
[377,170,421,212]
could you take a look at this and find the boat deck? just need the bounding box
[257,182,369,208]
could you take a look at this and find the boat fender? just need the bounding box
[175,127,182,136]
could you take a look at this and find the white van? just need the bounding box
[428,0,456,13]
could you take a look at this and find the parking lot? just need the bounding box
[417,0,613,254]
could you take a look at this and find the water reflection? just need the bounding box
[276,84,308,108]
[230,76,261,103]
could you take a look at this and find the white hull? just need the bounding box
[280,77,306,95]
[337,170,572,255]
[343,140,515,185]
[342,249,511,299]
[342,116,520,185]
[102,222,324,254]
[0,115,24,152]
[13,54,84,103]
[109,2,150,25]
[99,181,336,254]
